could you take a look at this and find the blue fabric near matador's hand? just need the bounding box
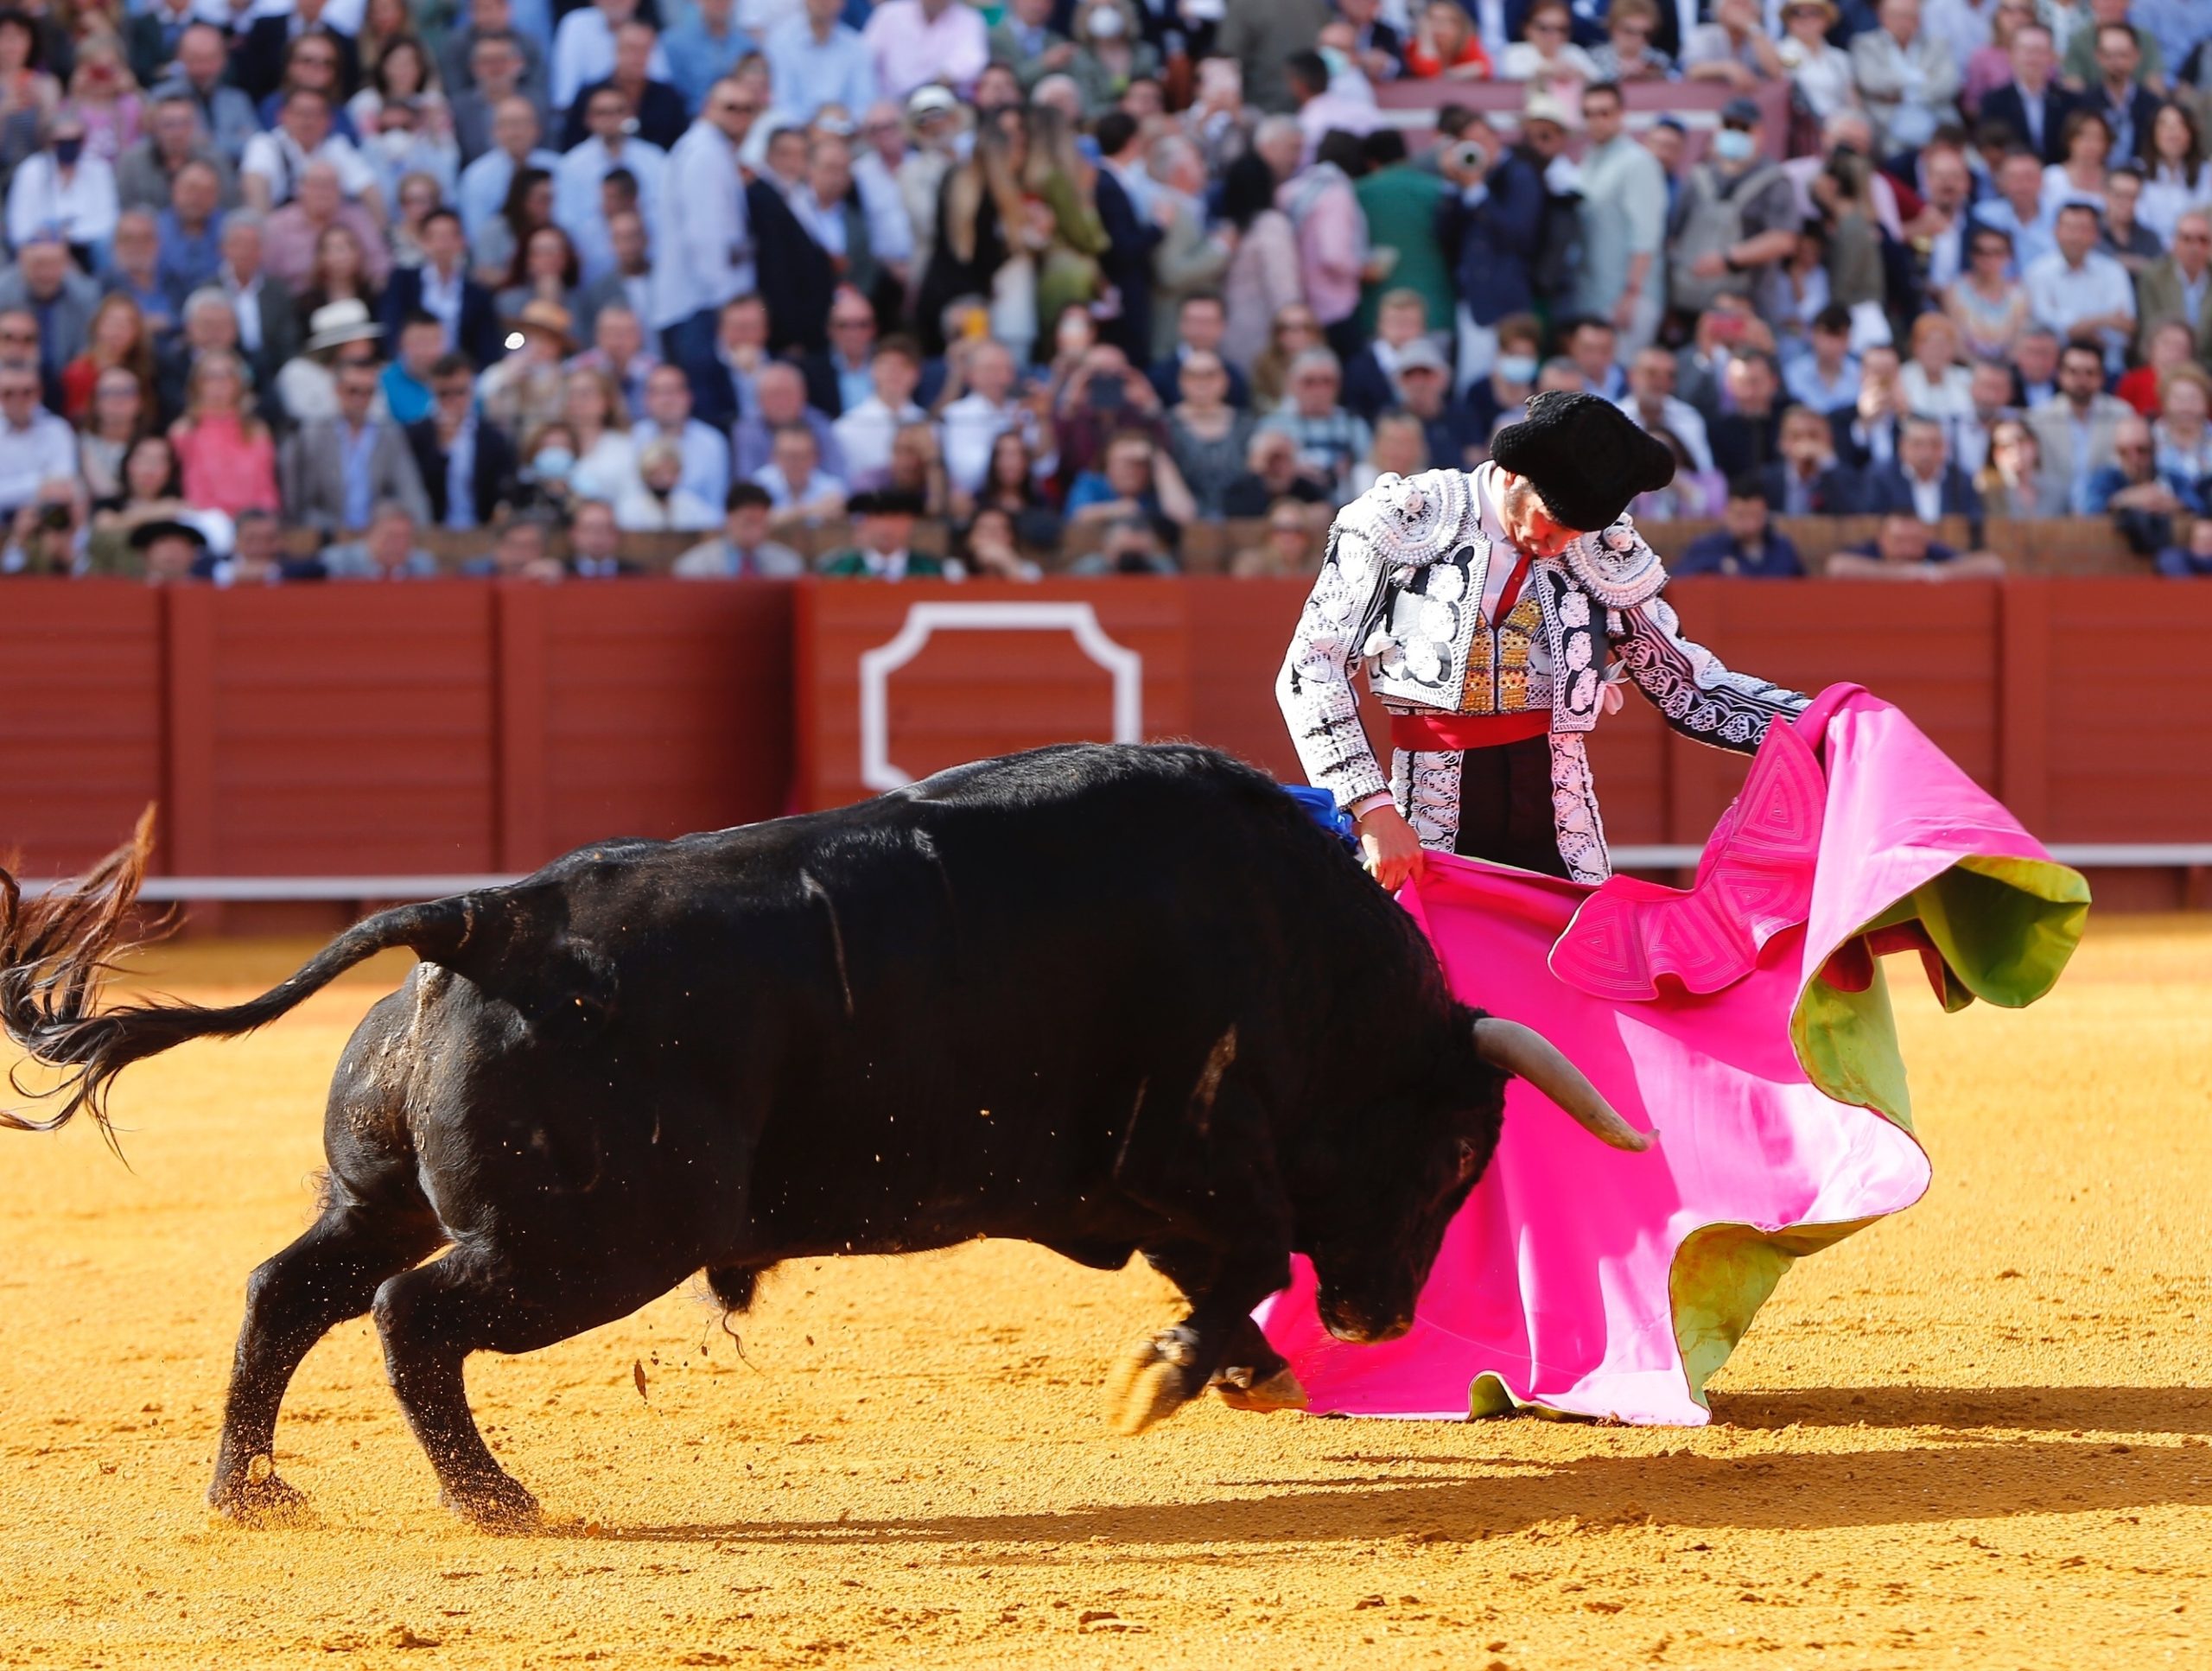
[1282,784,1359,850]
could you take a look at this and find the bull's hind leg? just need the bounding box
[372,1244,691,1528]
[210,1198,443,1522]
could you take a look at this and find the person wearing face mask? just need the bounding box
[1067,0,1159,122]
[1664,98,1801,332]
[7,109,119,260]
[1280,391,1808,890]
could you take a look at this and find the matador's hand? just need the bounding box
[1356,803,1426,893]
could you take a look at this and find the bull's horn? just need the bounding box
[1473,1017,1655,1153]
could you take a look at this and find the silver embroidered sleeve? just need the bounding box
[1275,520,1391,808]
[1612,597,1811,754]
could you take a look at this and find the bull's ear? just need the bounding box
[1472,1017,1655,1153]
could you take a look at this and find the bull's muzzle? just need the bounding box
[1473,1018,1656,1152]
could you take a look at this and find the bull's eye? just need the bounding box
[1454,1138,1480,1183]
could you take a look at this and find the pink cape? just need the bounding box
[1257,685,2088,1425]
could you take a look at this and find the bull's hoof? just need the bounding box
[207,1456,315,1528]
[440,1471,542,1533]
[1211,1363,1309,1414]
[1104,1326,1200,1436]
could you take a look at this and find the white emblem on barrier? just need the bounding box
[858,601,1145,791]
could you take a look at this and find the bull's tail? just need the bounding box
[1,809,479,1147]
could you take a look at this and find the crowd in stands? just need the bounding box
[3,0,2212,585]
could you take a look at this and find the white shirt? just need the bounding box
[831,395,925,490]
[0,408,79,517]
[553,132,667,282]
[787,185,848,257]
[613,482,718,531]
[652,118,751,329]
[550,6,674,111]
[938,391,1024,495]
[1613,391,1714,475]
[1905,466,1944,524]
[417,261,465,348]
[223,266,265,355]
[632,415,730,507]
[2024,247,2135,362]
[850,149,914,267]
[4,156,119,250]
[240,129,377,206]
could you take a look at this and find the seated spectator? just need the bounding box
[752,422,849,529]
[1067,0,1161,124]
[1,478,88,577]
[2117,319,2198,416]
[2044,108,2113,219]
[833,336,928,491]
[129,517,216,585]
[1165,350,1255,518]
[2085,412,2202,553]
[480,299,572,444]
[1067,512,1176,575]
[940,340,1043,502]
[1617,344,1714,473]
[321,498,438,578]
[1969,149,2057,274]
[8,106,120,257]
[275,297,387,430]
[1783,304,1861,414]
[1503,0,1599,93]
[1831,343,1908,470]
[150,23,256,168]
[564,495,645,578]
[1353,409,1428,494]
[2152,363,2212,489]
[1228,497,1325,578]
[734,360,847,482]
[561,363,640,503]
[1974,416,2069,517]
[60,293,152,423]
[674,482,805,578]
[104,207,174,334]
[1827,512,2006,580]
[1631,426,1726,518]
[957,504,1044,582]
[1683,0,1778,91]
[2099,166,2160,274]
[1776,0,1852,120]
[820,488,948,579]
[575,206,654,344]
[886,422,950,519]
[1249,302,1326,416]
[614,436,718,531]
[1952,358,2021,477]
[409,353,518,531]
[1850,0,1959,154]
[494,224,583,334]
[1148,292,1252,411]
[2011,323,2061,409]
[84,434,222,572]
[385,206,502,369]
[471,159,554,288]
[1898,315,1974,429]
[1863,414,1985,534]
[1065,429,1196,526]
[2154,518,2212,579]
[1256,348,1372,500]
[294,222,385,324]
[1946,223,2033,362]
[568,300,658,416]
[205,507,326,586]
[0,238,98,392]
[281,353,429,535]
[458,515,566,582]
[1762,402,1865,515]
[1342,289,1439,423]
[1674,478,1806,578]
[2024,201,2135,370]
[1588,0,1673,82]
[78,363,148,501]
[241,87,382,221]
[632,362,728,511]
[959,429,1061,551]
[556,79,669,278]
[512,419,582,520]
[2028,340,2131,509]
[168,349,279,517]
[1463,313,1540,443]
[551,0,669,114]
[379,313,444,426]
[1221,424,1332,517]
[154,157,227,305]
[1708,349,1785,479]
[1404,0,1491,80]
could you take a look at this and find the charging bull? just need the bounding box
[0,744,1649,1529]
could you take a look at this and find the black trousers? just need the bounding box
[1452,738,1569,879]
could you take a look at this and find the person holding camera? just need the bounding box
[1437,113,1544,391]
[1,478,86,576]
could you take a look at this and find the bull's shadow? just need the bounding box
[571,1387,2212,1549]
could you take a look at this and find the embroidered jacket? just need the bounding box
[1275,467,1809,883]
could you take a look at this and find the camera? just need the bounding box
[1086,371,1126,412]
[37,503,73,531]
[1452,140,1489,175]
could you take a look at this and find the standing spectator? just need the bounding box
[1256,346,1371,499]
[1974,416,2069,515]
[2134,207,2212,358]
[1573,79,1665,353]
[8,106,118,256]
[1351,128,1452,343]
[663,0,753,120]
[1863,413,1986,531]
[1980,22,2078,163]
[1069,0,1160,122]
[2024,200,2136,366]
[1091,109,1166,362]
[1851,0,1961,154]
[1777,0,1855,121]
[168,348,278,516]
[1436,115,1542,386]
[2028,339,2131,505]
[1664,98,1800,327]
[1763,402,1866,513]
[1217,150,1302,374]
[674,480,805,576]
[115,90,235,213]
[1164,349,1254,515]
[766,0,876,122]
[280,353,429,533]
[1218,0,1333,112]
[1675,479,1807,577]
[407,353,518,531]
[1146,133,1234,363]
[150,24,257,167]
[988,0,1074,92]
[1682,0,1779,92]
[861,0,988,105]
[653,75,758,381]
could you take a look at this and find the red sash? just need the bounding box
[1389,710,1552,751]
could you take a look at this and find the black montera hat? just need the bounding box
[1489,390,1678,532]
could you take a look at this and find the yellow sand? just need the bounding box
[2,920,2209,1670]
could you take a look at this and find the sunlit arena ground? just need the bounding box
[2,920,2209,1670]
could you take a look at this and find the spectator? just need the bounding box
[168,347,278,517]
[265,160,393,300]
[563,18,685,152]
[1145,134,1235,365]
[281,352,428,534]
[2134,208,2212,359]
[271,295,380,427]
[1351,407,1427,493]
[1590,0,1674,82]
[1709,349,1785,478]
[962,429,1058,548]
[58,290,151,423]
[1831,341,1908,468]
[2151,362,2212,487]
[458,98,558,250]
[2028,340,2131,505]
[1864,414,1985,535]
[2025,201,2136,368]
[833,334,926,490]
[1572,80,1664,354]
[2101,166,2162,273]
[560,495,643,577]
[1068,511,1175,573]
[1785,304,1863,413]
[1908,137,1976,298]
[2153,518,2212,579]
[481,298,573,442]
[2044,108,2114,218]
[241,88,383,223]
[1665,97,1799,328]
[0,238,96,393]
[353,49,463,206]
[1504,0,1601,93]
[1900,312,1975,424]
[409,353,518,531]
[115,91,232,214]
[1974,416,2069,516]
[1228,497,1325,578]
[103,207,172,334]
[1980,21,2077,164]
[614,435,717,531]
[1147,292,1252,410]
[1165,348,1256,516]
[2079,21,2159,162]
[936,337,1034,496]
[1257,346,1371,499]
[296,222,384,327]
[380,206,501,371]
[1970,149,2059,274]
[2011,322,2062,408]
[555,83,666,283]
[1341,288,1436,421]
[1851,0,1961,153]
[323,499,439,578]
[2084,413,2201,556]
[2138,102,2209,245]
[752,421,848,526]
[150,24,257,168]
[652,75,759,380]
[85,433,212,572]
[885,420,950,518]
[457,513,562,581]
[77,361,147,500]
[154,157,226,306]
[1065,427,1195,525]
[1218,151,1303,375]
[673,480,805,577]
[8,105,118,257]
[987,0,1074,93]
[1952,357,2020,474]
[1682,0,1779,92]
[1634,425,1726,518]
[496,223,583,334]
[1764,402,1866,514]
[512,418,582,518]
[1675,479,1807,577]
[2116,315,2193,413]
[1947,223,2034,359]
[1069,0,1160,123]
[1436,113,1541,385]
[559,362,639,502]
[861,0,988,104]
[735,358,845,480]
[1617,342,1715,473]
[569,300,658,414]
[819,486,949,577]
[1218,0,1334,113]
[0,357,75,521]
[1777,0,1854,120]
[1404,0,1492,82]
[1221,425,1331,515]
[550,0,664,113]
[1397,339,1484,470]
[957,504,1043,581]
[2,476,92,577]
[448,32,536,168]
[628,361,725,509]
[1827,511,2006,578]
[766,0,876,123]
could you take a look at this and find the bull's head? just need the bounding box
[1307,1016,1652,1345]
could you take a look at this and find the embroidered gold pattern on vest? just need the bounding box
[1459,589,1547,715]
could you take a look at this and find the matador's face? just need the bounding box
[1495,471,1583,559]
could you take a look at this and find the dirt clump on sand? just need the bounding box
[2,923,2209,1668]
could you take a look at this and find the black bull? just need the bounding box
[0,743,1648,1528]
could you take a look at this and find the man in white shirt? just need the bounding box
[938,338,1039,496]
[860,0,988,105]
[831,336,928,491]
[653,74,760,378]
[240,86,384,223]
[1849,0,1961,154]
[0,361,77,523]
[550,0,670,111]
[5,110,119,252]
[632,362,731,508]
[553,85,667,281]
[766,0,877,121]
[1615,346,1715,473]
[455,95,558,240]
[2024,200,2137,370]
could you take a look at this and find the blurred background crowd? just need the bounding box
[1,0,2210,584]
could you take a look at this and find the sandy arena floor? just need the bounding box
[2,920,2209,1670]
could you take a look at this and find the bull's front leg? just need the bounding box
[1106,1242,1300,1435]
